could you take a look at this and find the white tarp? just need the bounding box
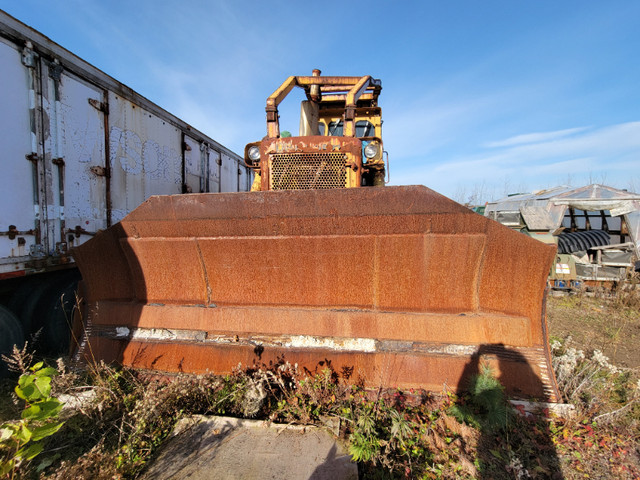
[485,184,640,257]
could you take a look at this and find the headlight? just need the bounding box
[363,142,379,159]
[248,146,261,162]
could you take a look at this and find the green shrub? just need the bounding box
[449,363,513,431]
[0,362,64,477]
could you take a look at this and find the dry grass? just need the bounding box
[547,286,640,368]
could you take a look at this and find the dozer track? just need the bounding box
[72,186,559,401]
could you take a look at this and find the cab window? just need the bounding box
[328,120,343,136]
[356,120,375,138]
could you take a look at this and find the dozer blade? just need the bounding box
[72,186,559,401]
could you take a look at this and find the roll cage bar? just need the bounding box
[265,69,382,138]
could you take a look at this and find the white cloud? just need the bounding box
[484,127,590,148]
[392,122,640,199]
[383,90,515,162]
[434,122,640,174]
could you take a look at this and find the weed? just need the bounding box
[1,342,35,377]
[0,361,65,478]
[551,339,639,424]
[450,363,513,431]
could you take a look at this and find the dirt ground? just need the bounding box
[546,289,640,369]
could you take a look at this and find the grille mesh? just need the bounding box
[270,153,347,190]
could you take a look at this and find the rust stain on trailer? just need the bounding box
[72,185,560,401]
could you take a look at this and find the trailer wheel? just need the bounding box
[31,274,80,355]
[7,277,53,336]
[7,278,34,317]
[0,305,24,377]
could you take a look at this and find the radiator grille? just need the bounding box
[270,153,347,190]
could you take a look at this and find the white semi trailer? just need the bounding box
[0,10,251,364]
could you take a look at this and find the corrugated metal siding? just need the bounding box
[55,71,108,236]
[108,92,184,223]
[0,11,250,277]
[0,38,39,275]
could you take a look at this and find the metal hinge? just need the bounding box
[21,42,37,68]
[49,62,63,81]
[88,98,109,114]
[7,225,18,240]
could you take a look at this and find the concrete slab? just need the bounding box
[141,415,358,480]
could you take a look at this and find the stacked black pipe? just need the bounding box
[557,230,610,254]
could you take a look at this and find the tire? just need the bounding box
[8,277,53,336]
[31,273,80,356]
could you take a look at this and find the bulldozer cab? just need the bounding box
[245,70,386,190]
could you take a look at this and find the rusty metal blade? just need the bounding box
[72,186,559,401]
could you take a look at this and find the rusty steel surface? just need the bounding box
[266,74,381,108]
[72,186,560,401]
[265,71,381,138]
[258,136,363,190]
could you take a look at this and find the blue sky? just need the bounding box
[2,0,639,202]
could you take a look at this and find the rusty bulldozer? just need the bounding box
[72,72,559,402]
